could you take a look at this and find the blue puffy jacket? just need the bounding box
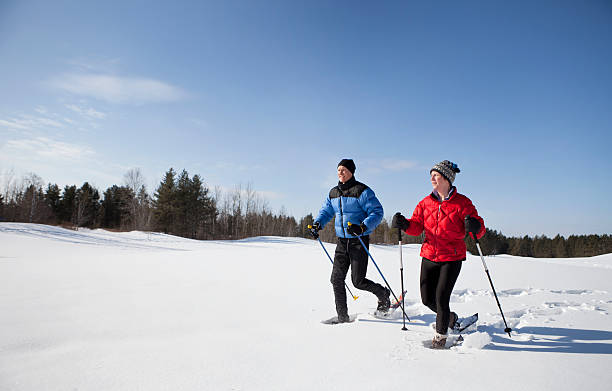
[315,177,384,238]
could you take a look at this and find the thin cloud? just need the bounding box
[65,104,107,119]
[65,57,121,73]
[2,137,94,161]
[0,116,64,131]
[34,106,49,115]
[50,73,188,104]
[0,118,31,131]
[35,117,64,128]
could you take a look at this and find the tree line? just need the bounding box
[1,168,610,257]
[465,229,612,258]
[0,168,298,240]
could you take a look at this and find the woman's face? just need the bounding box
[337,165,353,183]
[431,171,450,193]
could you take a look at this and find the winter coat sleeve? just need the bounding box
[405,200,425,236]
[462,197,485,239]
[315,196,334,229]
[359,188,384,230]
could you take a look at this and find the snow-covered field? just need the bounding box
[1,223,611,390]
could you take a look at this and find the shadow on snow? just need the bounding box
[484,325,612,354]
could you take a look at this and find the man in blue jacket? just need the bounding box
[310,159,389,323]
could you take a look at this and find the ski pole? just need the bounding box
[309,226,359,300]
[471,233,512,337]
[347,222,410,321]
[398,228,407,331]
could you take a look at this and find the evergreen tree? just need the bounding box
[532,235,553,258]
[45,184,62,222]
[552,234,567,258]
[172,171,215,238]
[512,235,533,257]
[492,230,510,255]
[584,235,599,257]
[175,169,193,237]
[101,185,133,229]
[192,174,216,238]
[59,185,77,224]
[566,235,579,258]
[153,168,177,234]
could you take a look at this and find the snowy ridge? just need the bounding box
[1,223,611,390]
[0,222,192,250]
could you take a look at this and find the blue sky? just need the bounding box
[1,0,610,237]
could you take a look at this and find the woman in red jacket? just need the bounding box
[392,160,485,349]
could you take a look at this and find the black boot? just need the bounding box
[376,287,391,313]
[449,312,459,332]
[337,313,351,323]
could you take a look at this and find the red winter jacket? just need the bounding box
[404,188,485,263]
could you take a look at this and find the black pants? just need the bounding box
[331,236,386,317]
[420,257,463,335]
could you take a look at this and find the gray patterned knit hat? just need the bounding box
[430,160,461,184]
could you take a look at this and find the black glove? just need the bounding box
[347,222,367,236]
[465,215,481,236]
[308,222,322,239]
[391,212,410,230]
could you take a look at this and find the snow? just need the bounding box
[1,223,611,390]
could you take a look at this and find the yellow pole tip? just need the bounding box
[307,225,312,229]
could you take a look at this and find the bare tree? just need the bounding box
[23,173,44,223]
[230,184,242,238]
[135,185,153,231]
[123,168,147,230]
[2,168,19,204]
[244,183,256,237]
[124,168,145,194]
[211,185,223,237]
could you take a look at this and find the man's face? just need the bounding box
[337,165,353,183]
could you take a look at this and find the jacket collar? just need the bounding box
[338,176,357,191]
[431,186,456,201]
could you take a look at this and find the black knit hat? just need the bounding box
[338,159,356,174]
[430,160,460,184]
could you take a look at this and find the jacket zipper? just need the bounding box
[339,188,346,238]
[435,203,441,261]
